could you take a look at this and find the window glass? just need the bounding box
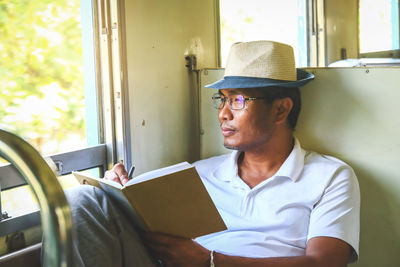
[1,185,38,218]
[359,0,400,53]
[219,0,307,67]
[0,0,100,219]
[0,0,86,156]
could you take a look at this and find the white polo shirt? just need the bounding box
[193,139,360,261]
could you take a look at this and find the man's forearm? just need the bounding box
[142,233,351,267]
[213,253,345,267]
[212,236,351,267]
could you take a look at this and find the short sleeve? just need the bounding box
[307,166,360,262]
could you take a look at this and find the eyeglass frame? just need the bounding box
[211,93,270,110]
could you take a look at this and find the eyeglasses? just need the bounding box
[211,93,269,110]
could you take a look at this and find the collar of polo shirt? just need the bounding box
[212,138,305,188]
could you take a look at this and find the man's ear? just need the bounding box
[272,97,293,125]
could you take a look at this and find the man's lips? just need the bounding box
[221,126,237,136]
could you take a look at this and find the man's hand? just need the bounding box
[104,163,130,185]
[141,232,210,267]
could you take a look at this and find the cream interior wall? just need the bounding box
[298,67,400,266]
[199,69,230,159]
[199,67,400,266]
[122,0,218,174]
[324,0,358,65]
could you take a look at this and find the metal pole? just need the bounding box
[0,129,72,267]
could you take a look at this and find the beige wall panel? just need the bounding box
[199,69,230,159]
[298,67,400,266]
[200,67,400,266]
[123,0,218,174]
[325,0,358,65]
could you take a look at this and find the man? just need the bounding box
[67,40,360,267]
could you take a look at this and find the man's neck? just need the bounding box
[237,133,294,189]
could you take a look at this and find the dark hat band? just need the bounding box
[205,69,314,89]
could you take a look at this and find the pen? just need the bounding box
[128,165,135,179]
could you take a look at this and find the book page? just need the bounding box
[125,161,192,186]
[73,172,122,189]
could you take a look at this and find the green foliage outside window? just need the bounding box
[0,0,86,155]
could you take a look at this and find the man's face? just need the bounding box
[218,88,275,151]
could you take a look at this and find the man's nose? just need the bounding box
[218,101,233,121]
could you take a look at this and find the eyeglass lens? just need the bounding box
[212,93,246,110]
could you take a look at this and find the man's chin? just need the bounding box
[223,144,239,150]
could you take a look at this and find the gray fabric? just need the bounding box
[65,185,158,267]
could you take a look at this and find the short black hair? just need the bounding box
[260,86,301,130]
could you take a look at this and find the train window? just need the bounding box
[359,0,399,53]
[0,0,122,252]
[0,0,89,216]
[0,0,132,249]
[0,1,90,155]
[219,0,309,67]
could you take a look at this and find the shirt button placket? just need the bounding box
[240,192,253,216]
[241,190,257,216]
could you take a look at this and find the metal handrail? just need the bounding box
[0,129,72,267]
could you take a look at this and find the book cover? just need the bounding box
[72,162,227,238]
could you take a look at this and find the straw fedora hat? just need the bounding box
[206,40,314,89]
